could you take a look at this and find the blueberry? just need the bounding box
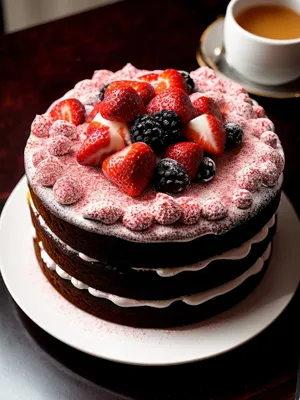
[224,123,244,149]
[195,157,216,182]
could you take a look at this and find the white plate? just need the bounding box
[196,17,300,99]
[0,177,300,366]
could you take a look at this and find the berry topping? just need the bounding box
[83,201,123,224]
[79,90,101,106]
[201,199,228,221]
[224,122,244,149]
[152,193,182,225]
[74,79,96,94]
[147,87,197,125]
[87,102,102,123]
[123,205,153,231]
[91,70,114,88]
[232,189,253,209]
[259,161,281,187]
[192,96,223,121]
[77,122,125,167]
[259,149,284,173]
[102,143,156,197]
[130,114,164,152]
[99,84,109,101]
[32,150,49,167]
[153,158,190,194]
[47,135,72,156]
[253,105,266,118]
[31,114,53,138]
[139,69,187,95]
[53,176,83,205]
[152,110,182,147]
[49,120,78,140]
[183,114,226,156]
[100,86,146,122]
[260,131,278,148]
[34,156,63,187]
[178,70,195,94]
[50,99,85,126]
[177,197,201,225]
[163,142,203,180]
[92,112,131,145]
[195,156,216,182]
[105,81,155,105]
[237,166,262,192]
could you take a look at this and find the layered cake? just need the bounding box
[24,64,284,328]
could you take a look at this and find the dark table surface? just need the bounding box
[0,0,299,399]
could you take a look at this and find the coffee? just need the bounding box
[236,5,300,40]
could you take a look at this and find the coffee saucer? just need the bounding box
[196,17,300,99]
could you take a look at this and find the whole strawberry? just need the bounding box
[100,87,146,122]
[102,143,156,197]
[147,87,197,125]
[104,80,155,104]
[163,142,203,180]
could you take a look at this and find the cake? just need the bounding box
[24,64,284,328]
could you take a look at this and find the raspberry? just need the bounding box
[31,114,53,138]
[177,197,201,225]
[53,176,83,205]
[83,201,123,224]
[152,193,182,225]
[259,161,281,187]
[32,150,49,167]
[260,131,278,149]
[232,189,253,209]
[201,199,228,220]
[34,156,63,187]
[123,205,153,231]
[237,166,262,192]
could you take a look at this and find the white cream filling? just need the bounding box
[30,197,275,278]
[38,241,271,309]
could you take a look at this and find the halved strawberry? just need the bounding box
[100,87,146,122]
[102,143,156,197]
[163,142,203,180]
[104,81,155,105]
[147,87,197,125]
[77,123,125,166]
[87,102,102,123]
[192,96,223,121]
[91,112,131,145]
[50,98,85,126]
[183,114,226,156]
[139,69,187,95]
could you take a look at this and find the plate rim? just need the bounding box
[0,176,300,366]
[196,17,300,99]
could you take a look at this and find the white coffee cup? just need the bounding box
[223,0,300,85]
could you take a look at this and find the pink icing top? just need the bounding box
[24,64,284,242]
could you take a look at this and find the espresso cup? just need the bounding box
[224,0,300,85]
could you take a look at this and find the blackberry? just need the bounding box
[195,157,216,182]
[224,123,244,149]
[99,84,109,101]
[178,70,195,94]
[130,115,164,151]
[153,158,190,194]
[153,110,181,147]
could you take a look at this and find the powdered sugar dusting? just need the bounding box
[47,135,72,156]
[123,205,153,231]
[53,176,83,205]
[49,120,78,140]
[31,114,53,138]
[152,194,182,225]
[83,201,123,224]
[177,197,201,225]
[201,199,228,221]
[24,65,284,242]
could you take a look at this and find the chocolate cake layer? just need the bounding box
[34,238,271,328]
[32,205,276,300]
[30,187,280,270]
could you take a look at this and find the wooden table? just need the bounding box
[0,0,299,398]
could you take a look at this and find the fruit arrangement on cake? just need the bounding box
[24,64,284,328]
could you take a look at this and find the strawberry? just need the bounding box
[77,122,125,166]
[139,69,187,95]
[100,87,146,122]
[87,102,102,123]
[163,142,203,180]
[192,96,223,121]
[147,87,197,125]
[88,113,131,145]
[50,98,85,126]
[102,143,156,197]
[104,81,155,105]
[183,114,226,156]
